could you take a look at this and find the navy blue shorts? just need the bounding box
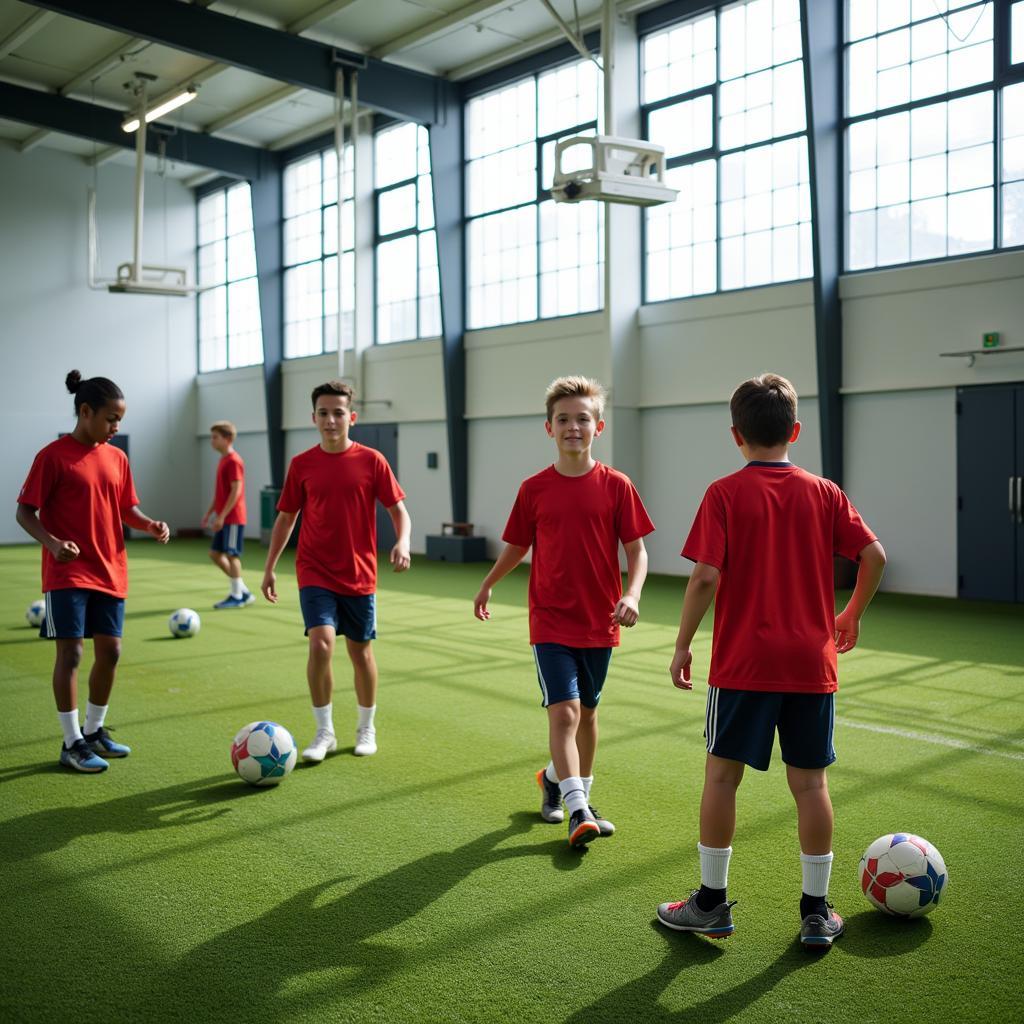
[40,589,125,640]
[299,587,376,642]
[704,688,836,771]
[211,524,245,557]
[532,643,613,708]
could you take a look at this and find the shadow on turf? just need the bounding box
[834,909,933,957]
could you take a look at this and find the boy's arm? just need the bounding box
[834,540,886,653]
[124,506,170,543]
[261,510,299,603]
[201,497,216,527]
[613,537,649,627]
[386,500,411,572]
[670,561,721,691]
[16,503,79,562]
[474,543,529,620]
[211,480,244,532]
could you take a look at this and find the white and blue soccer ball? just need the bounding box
[168,608,201,638]
[26,599,46,628]
[231,721,297,786]
[860,832,948,917]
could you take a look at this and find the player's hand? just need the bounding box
[670,648,693,690]
[261,570,278,604]
[200,512,210,528]
[149,521,171,544]
[834,608,860,653]
[473,587,491,621]
[50,538,80,563]
[390,542,411,572]
[612,595,639,627]
[210,515,224,532]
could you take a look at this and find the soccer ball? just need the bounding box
[26,599,45,628]
[168,608,200,638]
[859,833,948,917]
[231,721,297,786]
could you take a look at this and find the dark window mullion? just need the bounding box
[843,79,996,126]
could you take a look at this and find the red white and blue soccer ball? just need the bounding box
[168,608,200,638]
[231,721,297,787]
[859,833,948,917]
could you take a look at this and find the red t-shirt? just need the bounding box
[682,462,877,693]
[215,451,246,525]
[502,463,655,648]
[277,442,405,595]
[18,435,140,598]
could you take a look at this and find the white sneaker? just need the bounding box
[354,727,377,756]
[302,728,337,763]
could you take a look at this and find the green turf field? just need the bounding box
[1,539,1022,1023]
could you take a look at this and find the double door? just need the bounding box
[957,384,1024,602]
[348,422,399,551]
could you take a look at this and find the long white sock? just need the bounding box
[581,775,594,800]
[800,851,834,897]
[544,760,559,784]
[558,776,588,815]
[59,710,82,748]
[83,701,108,736]
[230,576,245,598]
[698,842,733,889]
[358,704,376,731]
[313,703,334,734]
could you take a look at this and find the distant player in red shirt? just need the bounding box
[655,373,886,949]
[261,380,411,762]
[202,420,253,609]
[16,370,170,774]
[474,376,654,848]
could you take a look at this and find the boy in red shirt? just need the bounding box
[202,420,253,609]
[655,373,886,948]
[474,376,654,848]
[261,380,411,761]
[16,370,170,773]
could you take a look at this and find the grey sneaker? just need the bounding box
[59,738,109,774]
[800,905,844,949]
[535,768,564,823]
[568,808,600,848]
[656,890,736,937]
[588,804,615,837]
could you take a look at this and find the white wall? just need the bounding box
[1,146,197,545]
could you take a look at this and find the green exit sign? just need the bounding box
[983,332,1000,348]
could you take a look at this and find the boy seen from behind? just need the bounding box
[203,420,253,609]
[656,373,886,948]
[474,376,655,848]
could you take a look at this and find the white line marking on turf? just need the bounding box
[836,717,1024,762]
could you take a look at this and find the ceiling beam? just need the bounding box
[0,9,55,60]
[25,0,444,123]
[370,0,510,60]
[0,80,265,178]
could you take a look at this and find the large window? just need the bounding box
[197,183,263,373]
[641,0,812,302]
[845,0,1024,269]
[283,147,354,358]
[374,123,441,343]
[465,60,604,329]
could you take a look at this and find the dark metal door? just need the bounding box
[1017,388,1024,603]
[349,423,399,551]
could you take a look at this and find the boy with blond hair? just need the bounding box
[474,376,654,847]
[203,420,253,609]
[656,373,886,948]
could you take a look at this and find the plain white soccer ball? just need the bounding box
[231,721,297,786]
[859,832,949,917]
[168,608,201,638]
[25,599,45,628]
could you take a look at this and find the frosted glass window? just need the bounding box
[1014,3,1024,65]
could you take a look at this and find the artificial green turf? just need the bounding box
[1,539,1022,1023]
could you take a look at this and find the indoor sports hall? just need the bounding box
[1,1,1022,1021]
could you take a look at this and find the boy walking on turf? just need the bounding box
[474,376,654,848]
[655,373,886,948]
[261,380,411,760]
[202,420,253,609]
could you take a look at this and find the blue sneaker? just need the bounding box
[239,590,256,606]
[214,595,244,609]
[60,738,108,773]
[84,726,131,758]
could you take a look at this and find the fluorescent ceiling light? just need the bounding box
[122,87,197,133]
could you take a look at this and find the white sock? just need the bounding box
[230,576,245,598]
[581,775,594,800]
[59,710,82,748]
[558,776,588,815]
[83,701,108,736]
[544,761,559,784]
[800,851,834,898]
[357,704,376,731]
[313,703,334,734]
[698,842,733,889]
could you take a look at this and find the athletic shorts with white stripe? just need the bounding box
[211,524,245,557]
[40,588,125,639]
[532,643,613,708]
[704,687,836,771]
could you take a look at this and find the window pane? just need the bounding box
[467,207,537,329]
[198,191,225,246]
[539,200,602,318]
[283,154,322,218]
[323,253,355,351]
[419,230,442,338]
[648,95,713,159]
[323,200,354,256]
[226,183,252,236]
[199,286,227,372]
[284,262,323,358]
[227,232,256,282]
[538,59,600,137]
[466,142,536,216]
[466,79,535,159]
[198,239,226,288]
[378,183,417,236]
[227,278,263,368]
[284,210,321,266]
[377,235,418,344]
[375,123,419,189]
[1015,2,1024,64]
[642,12,717,103]
[323,145,354,205]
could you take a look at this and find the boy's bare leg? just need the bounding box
[699,753,744,848]
[226,555,243,581]
[53,639,83,713]
[547,700,581,780]
[208,550,232,576]
[576,704,598,778]
[307,625,336,707]
[346,638,377,708]
[87,635,121,706]
[787,765,833,855]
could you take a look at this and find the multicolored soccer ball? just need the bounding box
[168,608,200,638]
[25,599,45,628]
[859,833,948,917]
[231,721,297,787]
